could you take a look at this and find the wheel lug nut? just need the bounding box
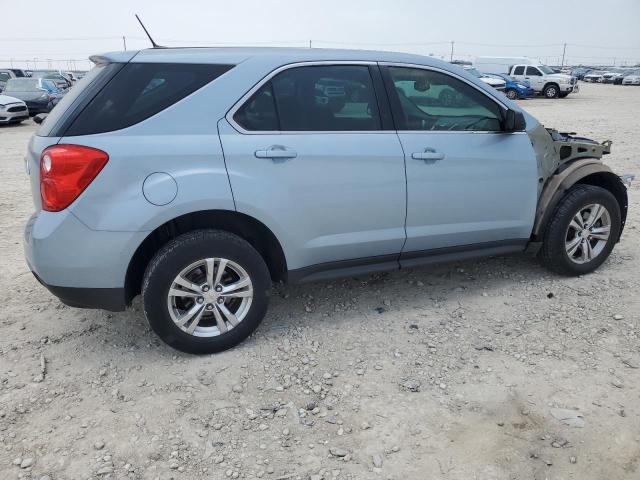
[217,297,225,304]
[197,297,204,304]
[206,304,213,310]
[202,285,210,292]
[215,285,223,292]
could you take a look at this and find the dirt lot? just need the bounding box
[1,83,639,480]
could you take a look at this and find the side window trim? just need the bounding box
[378,62,511,134]
[226,61,391,135]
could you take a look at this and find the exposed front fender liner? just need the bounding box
[532,159,628,241]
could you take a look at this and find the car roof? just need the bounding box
[93,47,457,69]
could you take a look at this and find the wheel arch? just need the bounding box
[532,159,628,242]
[124,210,288,305]
[542,82,561,96]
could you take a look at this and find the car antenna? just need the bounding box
[135,14,164,48]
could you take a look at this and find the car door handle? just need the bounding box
[255,146,297,159]
[412,149,445,161]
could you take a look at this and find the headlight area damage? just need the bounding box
[527,125,631,247]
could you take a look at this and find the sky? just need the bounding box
[1,0,639,71]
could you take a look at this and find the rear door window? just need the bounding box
[526,66,542,76]
[513,66,525,75]
[232,65,382,132]
[64,63,233,136]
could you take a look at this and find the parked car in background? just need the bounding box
[7,68,27,78]
[0,73,9,93]
[474,57,578,98]
[24,47,628,354]
[483,73,535,99]
[583,70,606,83]
[41,79,66,105]
[2,78,59,114]
[0,69,19,93]
[571,67,592,80]
[622,70,640,85]
[0,94,29,124]
[462,67,506,91]
[602,68,630,84]
[31,71,72,90]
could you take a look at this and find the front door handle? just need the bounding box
[412,149,445,161]
[255,146,297,159]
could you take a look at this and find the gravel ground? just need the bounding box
[1,83,639,480]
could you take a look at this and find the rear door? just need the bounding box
[380,64,538,262]
[219,63,407,274]
[510,65,528,87]
[525,66,545,91]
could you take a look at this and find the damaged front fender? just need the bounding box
[528,126,628,242]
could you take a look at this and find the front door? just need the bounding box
[219,64,407,273]
[381,65,538,258]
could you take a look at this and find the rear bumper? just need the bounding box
[24,210,148,310]
[30,271,126,311]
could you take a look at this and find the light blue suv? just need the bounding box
[24,48,628,353]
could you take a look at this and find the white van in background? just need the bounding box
[474,57,578,99]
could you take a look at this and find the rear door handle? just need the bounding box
[255,146,297,159]
[412,149,445,161]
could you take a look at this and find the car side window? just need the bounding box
[526,66,542,76]
[233,65,382,132]
[513,66,525,75]
[386,66,503,132]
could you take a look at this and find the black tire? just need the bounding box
[142,230,271,354]
[543,83,560,98]
[539,185,621,276]
[559,92,569,98]
[505,88,518,100]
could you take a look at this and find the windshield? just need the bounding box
[539,65,555,74]
[4,78,40,92]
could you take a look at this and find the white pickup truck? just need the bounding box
[474,57,579,99]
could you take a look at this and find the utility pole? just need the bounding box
[309,39,312,49]
[561,42,567,67]
[450,40,454,62]
[123,36,127,51]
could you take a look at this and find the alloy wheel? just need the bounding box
[167,258,253,337]
[565,203,611,264]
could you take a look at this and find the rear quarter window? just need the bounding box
[64,63,233,136]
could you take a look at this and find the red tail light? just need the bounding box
[40,145,109,212]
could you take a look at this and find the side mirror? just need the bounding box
[504,109,526,132]
[33,113,48,125]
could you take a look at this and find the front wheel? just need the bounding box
[543,84,560,98]
[505,89,518,100]
[539,185,621,276]
[142,230,271,354]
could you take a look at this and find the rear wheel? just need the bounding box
[142,230,271,354]
[539,185,621,276]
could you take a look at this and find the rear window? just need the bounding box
[38,63,120,136]
[64,63,233,136]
